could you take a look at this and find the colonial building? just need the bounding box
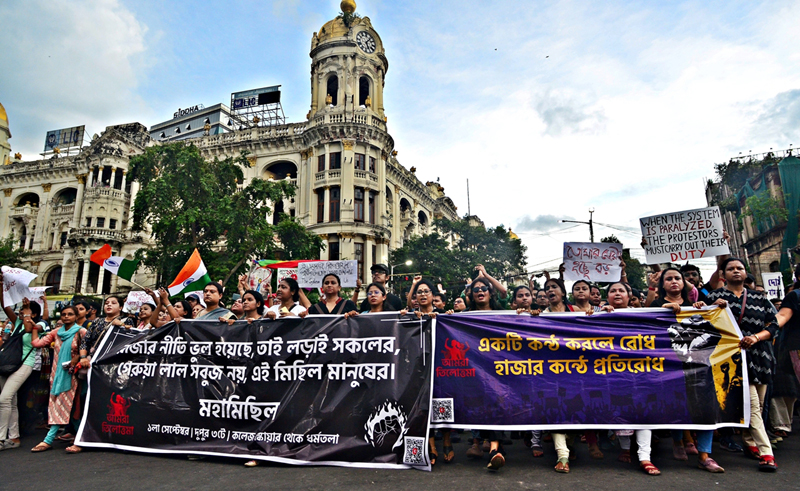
[0,1,459,295]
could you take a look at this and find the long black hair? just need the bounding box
[656,267,691,304]
[243,289,265,315]
[466,278,501,311]
[280,277,301,302]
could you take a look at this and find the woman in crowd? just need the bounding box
[137,299,156,329]
[512,285,536,314]
[649,268,723,472]
[0,297,46,451]
[602,281,661,476]
[572,280,600,314]
[191,304,203,318]
[30,306,86,454]
[698,257,778,471]
[346,282,398,316]
[307,274,357,315]
[80,296,136,367]
[266,278,307,319]
[453,297,467,312]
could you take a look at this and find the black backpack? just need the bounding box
[0,323,34,376]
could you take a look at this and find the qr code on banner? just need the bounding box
[403,436,426,465]
[431,398,454,423]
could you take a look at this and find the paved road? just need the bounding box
[2,428,797,490]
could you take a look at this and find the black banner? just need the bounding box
[75,314,433,469]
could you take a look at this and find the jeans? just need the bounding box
[0,365,33,440]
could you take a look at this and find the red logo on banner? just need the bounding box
[438,339,474,376]
[103,393,135,435]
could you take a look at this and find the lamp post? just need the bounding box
[390,259,413,293]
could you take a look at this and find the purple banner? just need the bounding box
[431,308,747,430]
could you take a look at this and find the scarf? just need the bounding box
[52,324,81,396]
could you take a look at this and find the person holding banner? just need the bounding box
[512,285,537,314]
[542,278,575,313]
[601,281,661,476]
[307,274,357,315]
[265,278,306,319]
[571,280,601,314]
[700,257,778,472]
[196,283,235,321]
[29,306,86,454]
[80,296,136,368]
[347,283,398,315]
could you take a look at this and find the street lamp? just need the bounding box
[390,259,413,293]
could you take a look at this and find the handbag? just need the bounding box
[70,329,89,380]
[0,323,34,376]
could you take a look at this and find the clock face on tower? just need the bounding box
[356,31,376,54]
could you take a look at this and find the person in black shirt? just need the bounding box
[353,264,403,312]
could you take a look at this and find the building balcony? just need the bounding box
[314,169,342,188]
[9,205,39,220]
[51,203,75,216]
[84,187,130,202]
[67,227,128,244]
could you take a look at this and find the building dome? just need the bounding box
[508,228,519,240]
[0,103,8,129]
[317,17,349,43]
[341,0,356,14]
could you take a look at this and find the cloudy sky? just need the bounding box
[2,0,799,276]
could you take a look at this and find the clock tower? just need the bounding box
[309,0,388,120]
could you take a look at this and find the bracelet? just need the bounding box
[165,304,172,307]
[23,314,31,317]
[648,287,655,291]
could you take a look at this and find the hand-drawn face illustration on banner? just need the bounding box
[75,315,433,470]
[431,309,747,430]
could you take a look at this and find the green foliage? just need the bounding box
[600,235,646,290]
[274,217,325,261]
[743,191,788,226]
[128,142,318,298]
[0,234,29,268]
[389,216,527,300]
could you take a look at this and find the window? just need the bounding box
[317,190,325,223]
[330,152,341,170]
[326,75,339,106]
[96,217,105,228]
[109,219,117,230]
[359,76,370,106]
[369,156,376,173]
[329,240,340,261]
[369,191,376,224]
[355,153,366,171]
[355,243,364,279]
[354,188,364,222]
[45,266,62,293]
[85,217,92,227]
[60,232,67,247]
[329,187,340,222]
[318,155,326,172]
[114,170,123,190]
[372,244,377,268]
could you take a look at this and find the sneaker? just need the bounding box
[487,449,505,471]
[673,445,688,461]
[719,438,743,452]
[0,440,20,451]
[466,439,484,459]
[698,457,725,473]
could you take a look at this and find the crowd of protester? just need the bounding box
[0,249,798,476]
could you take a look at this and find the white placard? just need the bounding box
[563,242,623,282]
[26,286,51,309]
[297,260,358,288]
[761,272,785,300]
[1,266,38,306]
[123,291,153,313]
[276,268,298,284]
[639,206,729,264]
[247,266,273,295]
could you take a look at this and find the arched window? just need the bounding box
[46,266,62,293]
[273,200,285,226]
[327,75,339,106]
[359,76,371,106]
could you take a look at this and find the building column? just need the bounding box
[393,186,401,249]
[323,186,330,223]
[364,236,374,284]
[80,259,90,294]
[341,141,354,222]
[97,266,106,295]
[120,169,127,191]
[73,174,86,227]
[128,181,140,230]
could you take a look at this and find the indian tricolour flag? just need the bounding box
[90,244,139,281]
[168,249,212,296]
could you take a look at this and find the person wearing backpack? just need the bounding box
[0,296,45,451]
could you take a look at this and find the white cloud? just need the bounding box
[0,0,148,156]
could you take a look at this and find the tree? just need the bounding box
[0,234,29,268]
[128,142,319,296]
[390,217,527,300]
[600,235,646,290]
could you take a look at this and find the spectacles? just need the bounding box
[416,289,432,295]
[472,286,489,293]
[366,290,384,296]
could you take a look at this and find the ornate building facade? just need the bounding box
[0,1,458,294]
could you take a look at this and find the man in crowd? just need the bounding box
[433,292,447,311]
[353,264,404,311]
[681,264,709,303]
[453,297,467,312]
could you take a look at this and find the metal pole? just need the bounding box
[467,179,471,217]
[589,208,595,242]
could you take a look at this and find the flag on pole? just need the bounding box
[168,249,211,296]
[90,244,139,281]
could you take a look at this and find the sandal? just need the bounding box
[554,457,570,473]
[532,445,544,458]
[65,445,82,454]
[31,442,52,453]
[429,439,438,466]
[758,455,777,472]
[56,433,75,442]
[442,445,454,464]
[640,461,661,476]
[244,460,259,467]
[618,449,631,463]
[588,443,604,459]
